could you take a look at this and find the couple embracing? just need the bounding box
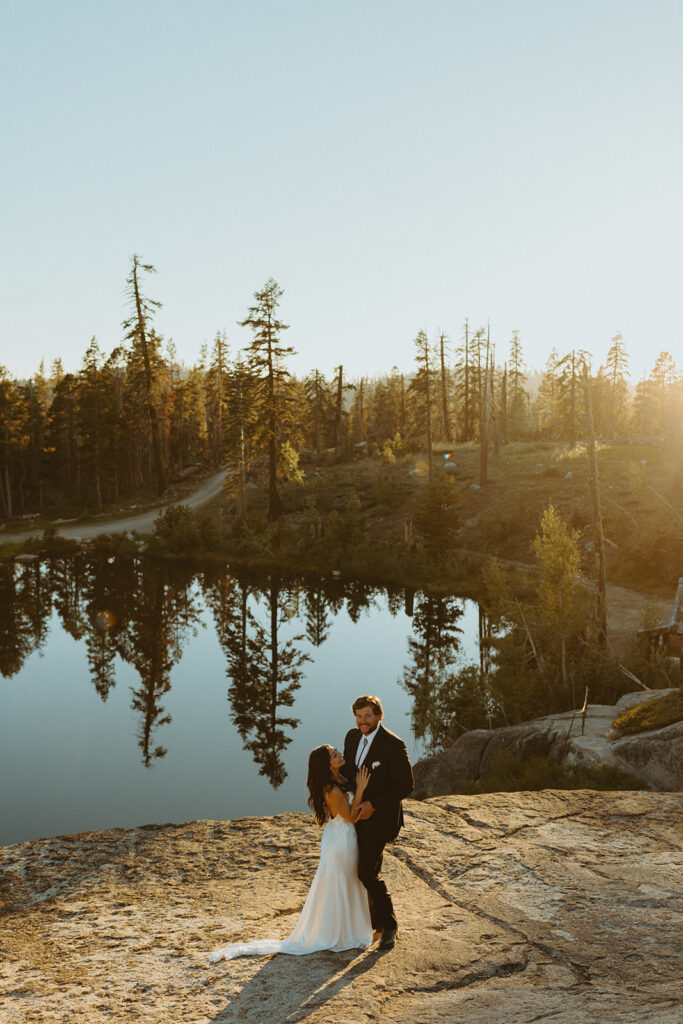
[208,695,414,962]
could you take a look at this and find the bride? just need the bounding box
[207,745,373,961]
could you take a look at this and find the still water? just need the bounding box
[0,556,482,846]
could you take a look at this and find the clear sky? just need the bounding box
[1,0,681,383]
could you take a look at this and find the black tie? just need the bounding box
[356,736,368,766]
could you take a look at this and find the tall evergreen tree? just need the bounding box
[635,351,680,438]
[240,278,294,520]
[410,330,435,482]
[47,371,80,501]
[122,255,167,496]
[602,333,630,438]
[303,369,333,454]
[557,349,590,445]
[78,338,108,510]
[507,331,529,439]
[535,347,561,438]
[374,367,404,442]
[22,362,51,509]
[205,331,230,467]
[0,368,23,519]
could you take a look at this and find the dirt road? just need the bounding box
[0,469,227,545]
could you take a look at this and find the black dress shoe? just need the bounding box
[378,927,397,950]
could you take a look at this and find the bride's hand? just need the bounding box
[356,765,370,793]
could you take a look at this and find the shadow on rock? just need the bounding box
[209,946,384,1023]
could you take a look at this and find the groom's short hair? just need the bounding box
[352,695,384,718]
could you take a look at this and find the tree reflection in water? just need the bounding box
[0,560,52,677]
[125,562,201,767]
[402,592,465,749]
[303,584,332,647]
[3,554,202,766]
[0,556,475,782]
[203,571,309,788]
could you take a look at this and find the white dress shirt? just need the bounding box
[355,723,380,766]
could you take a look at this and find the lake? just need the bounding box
[0,555,483,845]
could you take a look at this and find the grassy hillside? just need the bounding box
[6,439,680,601]
[253,438,681,596]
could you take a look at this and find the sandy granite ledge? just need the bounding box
[1,791,681,1024]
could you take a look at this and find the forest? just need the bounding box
[0,257,680,522]
[1,259,681,760]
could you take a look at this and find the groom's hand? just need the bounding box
[355,800,375,821]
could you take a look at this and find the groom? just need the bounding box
[342,695,414,950]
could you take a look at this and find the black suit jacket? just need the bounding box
[342,723,414,842]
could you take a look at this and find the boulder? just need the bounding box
[478,721,565,776]
[413,689,681,795]
[413,729,490,797]
[613,720,683,790]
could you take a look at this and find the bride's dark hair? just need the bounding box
[307,745,344,827]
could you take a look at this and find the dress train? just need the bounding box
[208,811,372,961]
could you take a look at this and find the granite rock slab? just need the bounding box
[1,791,681,1023]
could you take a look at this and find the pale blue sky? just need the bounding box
[1,0,681,382]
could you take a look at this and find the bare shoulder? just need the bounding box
[324,781,348,799]
[324,783,349,813]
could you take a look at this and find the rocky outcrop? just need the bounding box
[1,791,681,1023]
[413,689,682,797]
[613,720,683,790]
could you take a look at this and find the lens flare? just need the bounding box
[94,609,117,631]
[414,460,428,477]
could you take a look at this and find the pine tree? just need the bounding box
[78,338,108,509]
[602,333,630,438]
[374,367,404,442]
[122,255,167,496]
[240,278,294,520]
[410,330,435,482]
[224,353,258,514]
[21,362,51,510]
[0,368,23,519]
[507,331,529,439]
[557,349,591,445]
[46,371,79,502]
[303,369,333,454]
[642,351,680,438]
[205,331,230,467]
[535,348,561,438]
[453,320,473,440]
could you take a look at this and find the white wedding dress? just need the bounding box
[208,802,372,961]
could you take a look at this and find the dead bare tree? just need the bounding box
[583,362,607,644]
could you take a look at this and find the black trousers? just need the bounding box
[356,823,397,930]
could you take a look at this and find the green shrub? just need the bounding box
[151,504,200,554]
[612,690,683,736]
